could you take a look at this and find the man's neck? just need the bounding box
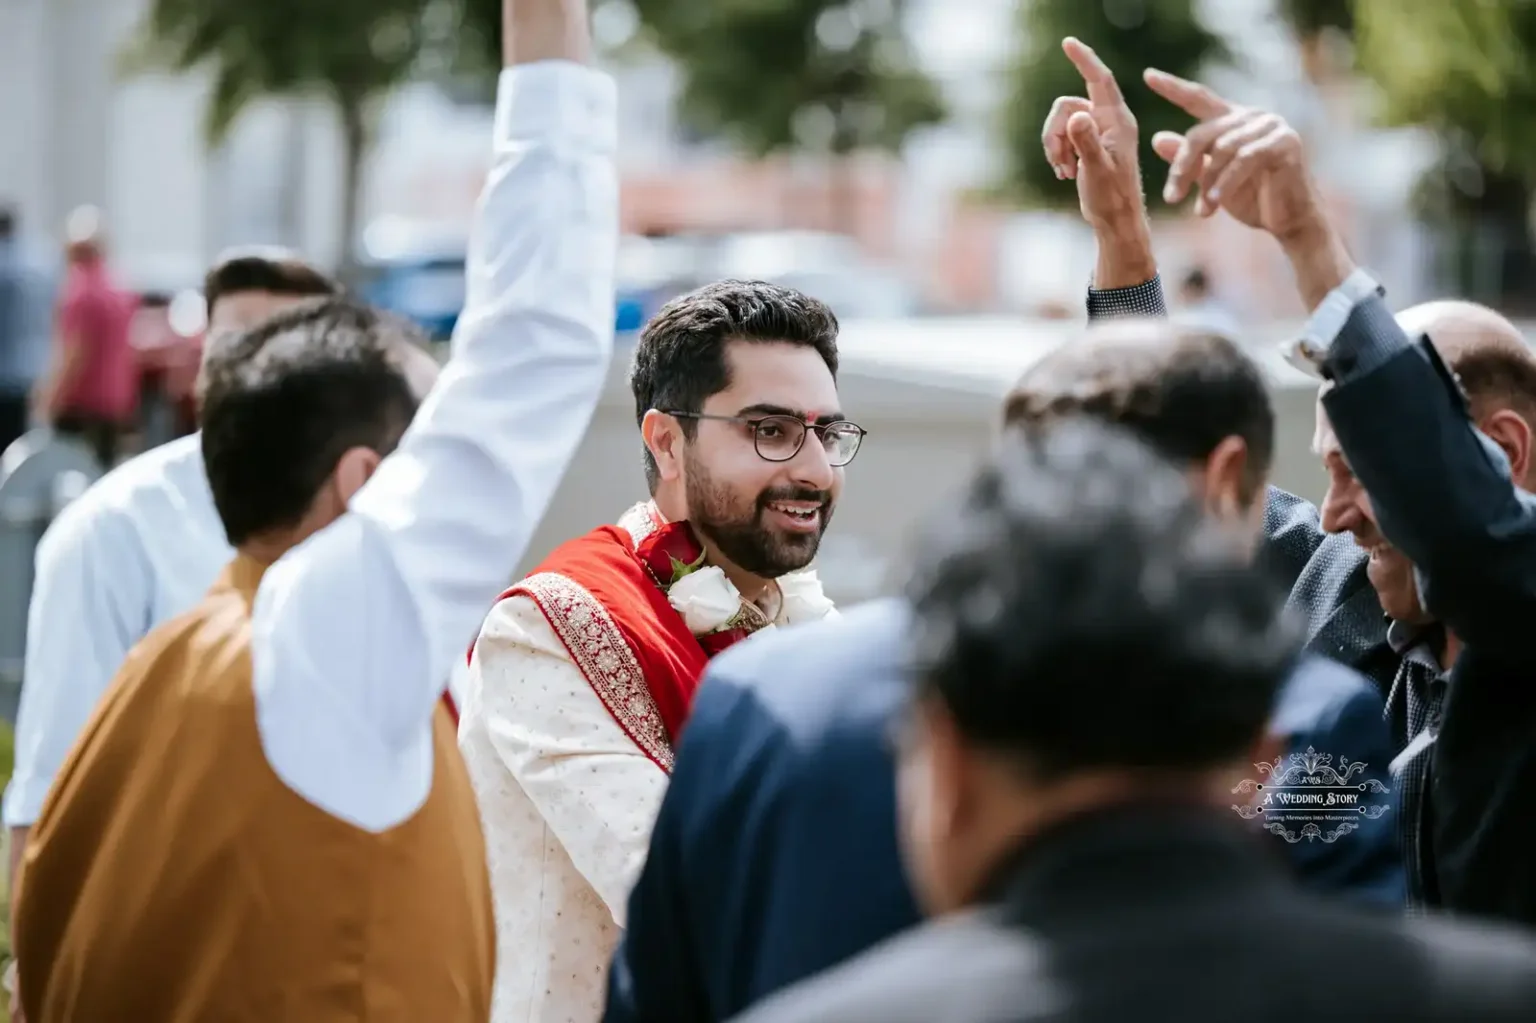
[697,537,772,604]
[963,771,1234,909]
[1394,618,1458,672]
[238,522,323,568]
[1441,629,1462,671]
[238,539,292,567]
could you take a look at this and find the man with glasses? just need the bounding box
[460,278,856,1022]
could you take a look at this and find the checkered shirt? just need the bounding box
[1384,621,1448,914]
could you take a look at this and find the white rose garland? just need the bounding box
[666,564,838,636]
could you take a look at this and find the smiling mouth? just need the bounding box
[766,501,823,531]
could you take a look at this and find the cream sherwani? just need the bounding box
[460,507,836,1023]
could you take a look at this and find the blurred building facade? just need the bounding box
[0,0,365,290]
[0,0,1444,317]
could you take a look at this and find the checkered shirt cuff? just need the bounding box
[1086,275,1167,321]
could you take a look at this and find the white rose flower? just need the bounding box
[666,565,742,634]
[777,570,837,623]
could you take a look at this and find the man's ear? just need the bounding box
[331,445,382,506]
[1201,434,1250,519]
[1480,408,1534,485]
[641,409,685,484]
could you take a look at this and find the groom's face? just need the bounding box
[682,340,844,578]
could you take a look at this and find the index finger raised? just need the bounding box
[1063,37,1124,106]
[1143,68,1230,120]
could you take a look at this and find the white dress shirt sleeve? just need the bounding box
[469,595,668,925]
[249,61,618,833]
[3,507,148,827]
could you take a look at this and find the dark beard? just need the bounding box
[685,461,833,579]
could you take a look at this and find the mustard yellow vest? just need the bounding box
[15,555,494,1022]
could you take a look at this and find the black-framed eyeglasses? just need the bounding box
[663,411,867,467]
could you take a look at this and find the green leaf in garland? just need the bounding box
[668,551,707,584]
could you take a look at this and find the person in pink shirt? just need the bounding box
[38,207,137,468]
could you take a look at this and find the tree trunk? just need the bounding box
[279,105,308,250]
[829,117,861,239]
[336,94,371,286]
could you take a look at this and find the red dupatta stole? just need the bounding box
[469,503,768,771]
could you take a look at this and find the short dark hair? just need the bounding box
[906,420,1297,779]
[1002,323,1274,505]
[203,251,338,315]
[629,279,840,491]
[200,298,423,546]
[0,205,15,240]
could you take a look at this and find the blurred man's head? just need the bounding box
[203,250,339,341]
[64,205,106,265]
[1003,319,1275,551]
[1179,267,1211,304]
[1315,301,1536,623]
[898,422,1296,915]
[199,298,437,557]
[631,280,860,592]
[0,205,16,243]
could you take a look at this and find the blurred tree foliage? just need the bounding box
[1352,0,1536,306]
[454,0,508,96]
[1275,0,1355,39]
[1355,0,1536,188]
[457,0,942,161]
[628,0,944,157]
[126,0,434,277]
[1002,0,1229,208]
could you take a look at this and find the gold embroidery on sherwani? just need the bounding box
[513,571,675,773]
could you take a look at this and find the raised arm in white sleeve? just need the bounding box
[6,506,147,831]
[248,58,618,832]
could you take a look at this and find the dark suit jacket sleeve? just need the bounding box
[1280,671,1404,906]
[1321,296,1536,652]
[604,679,732,1023]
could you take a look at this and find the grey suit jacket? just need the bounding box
[1260,487,1396,692]
[730,806,1536,1023]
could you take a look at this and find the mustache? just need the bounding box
[758,487,832,508]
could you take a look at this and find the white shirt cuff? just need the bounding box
[2,778,45,828]
[494,62,617,154]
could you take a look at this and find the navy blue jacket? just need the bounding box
[605,599,1402,1023]
[1269,654,1404,905]
[604,600,920,1023]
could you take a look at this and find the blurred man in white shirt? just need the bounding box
[3,252,338,893]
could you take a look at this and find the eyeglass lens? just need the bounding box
[753,416,862,466]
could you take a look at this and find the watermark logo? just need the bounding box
[1231,746,1392,844]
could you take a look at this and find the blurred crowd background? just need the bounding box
[4,0,1536,344]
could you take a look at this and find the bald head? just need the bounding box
[64,206,106,264]
[1395,300,1536,421]
[1398,300,1528,363]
